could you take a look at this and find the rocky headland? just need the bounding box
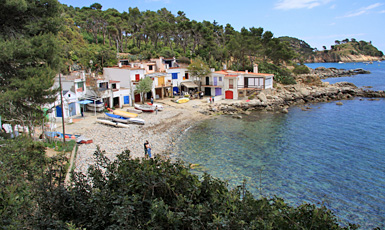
[305,53,384,63]
[309,66,371,79]
[201,70,385,116]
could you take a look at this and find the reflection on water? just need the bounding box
[174,99,385,229]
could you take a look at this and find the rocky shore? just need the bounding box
[201,82,385,116]
[310,67,371,79]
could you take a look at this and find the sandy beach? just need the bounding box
[55,97,211,174]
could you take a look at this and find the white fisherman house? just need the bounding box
[52,71,87,119]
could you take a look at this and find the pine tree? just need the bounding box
[0,0,63,134]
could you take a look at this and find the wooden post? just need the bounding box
[59,73,66,145]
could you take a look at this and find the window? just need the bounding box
[135,74,140,81]
[229,79,234,89]
[219,77,222,81]
[172,73,178,79]
[77,82,84,92]
[149,65,153,71]
[185,73,189,79]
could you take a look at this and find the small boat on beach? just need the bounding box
[105,113,145,125]
[96,118,130,128]
[126,108,143,114]
[134,103,155,112]
[113,109,138,118]
[147,102,164,110]
[176,98,190,104]
[87,101,104,112]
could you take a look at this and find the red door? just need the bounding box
[135,74,140,81]
[225,90,233,99]
[134,94,141,102]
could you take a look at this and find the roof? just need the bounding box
[146,72,167,77]
[181,81,198,88]
[237,71,274,77]
[214,70,273,77]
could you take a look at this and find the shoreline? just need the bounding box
[67,98,210,174]
[59,80,385,175]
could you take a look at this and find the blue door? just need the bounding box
[124,96,130,104]
[56,105,62,117]
[173,86,179,95]
[215,88,222,96]
[69,103,76,116]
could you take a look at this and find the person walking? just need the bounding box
[151,96,154,105]
[155,105,158,115]
[146,141,152,158]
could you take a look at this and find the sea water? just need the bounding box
[173,62,385,229]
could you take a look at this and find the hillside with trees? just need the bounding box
[59,3,297,83]
[280,37,384,63]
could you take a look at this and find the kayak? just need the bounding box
[176,98,190,104]
[113,109,138,118]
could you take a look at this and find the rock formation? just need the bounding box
[200,82,385,116]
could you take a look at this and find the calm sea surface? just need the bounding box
[173,61,385,229]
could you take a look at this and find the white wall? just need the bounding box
[265,76,273,89]
[104,68,131,87]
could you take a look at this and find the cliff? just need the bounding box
[280,36,384,63]
[305,53,384,63]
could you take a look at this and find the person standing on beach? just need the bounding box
[144,140,148,157]
[146,141,152,158]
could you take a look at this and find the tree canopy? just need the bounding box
[59,3,297,72]
[0,0,63,133]
[136,76,153,103]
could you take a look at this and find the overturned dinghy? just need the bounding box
[134,103,155,112]
[96,118,130,128]
[105,113,145,125]
[87,101,104,112]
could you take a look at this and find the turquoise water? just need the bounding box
[174,62,385,229]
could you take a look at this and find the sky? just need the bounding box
[59,0,385,53]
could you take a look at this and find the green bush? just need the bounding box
[259,62,296,85]
[34,148,359,229]
[44,140,76,152]
[293,64,310,75]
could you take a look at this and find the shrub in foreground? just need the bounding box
[34,148,358,229]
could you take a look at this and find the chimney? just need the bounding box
[140,64,144,69]
[245,70,248,74]
[210,68,215,72]
[166,64,169,69]
[253,64,258,73]
[223,64,227,70]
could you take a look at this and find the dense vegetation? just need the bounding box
[0,0,63,134]
[59,3,297,78]
[281,37,384,63]
[330,39,384,57]
[1,145,356,229]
